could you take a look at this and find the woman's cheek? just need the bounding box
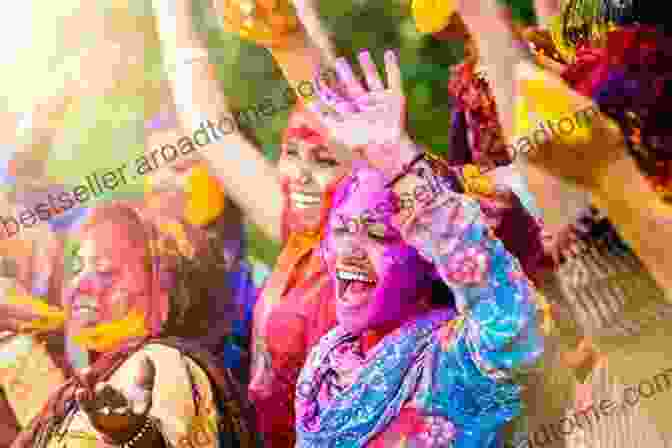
[380,246,414,272]
[107,288,132,320]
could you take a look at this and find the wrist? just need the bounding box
[387,135,423,178]
[267,27,312,54]
[103,416,154,447]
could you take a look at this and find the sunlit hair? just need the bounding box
[78,202,235,341]
[79,202,153,271]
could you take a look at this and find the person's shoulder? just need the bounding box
[136,342,187,367]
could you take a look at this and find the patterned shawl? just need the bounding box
[11,337,259,448]
[295,309,525,448]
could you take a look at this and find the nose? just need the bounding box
[296,167,312,185]
[73,272,107,297]
[341,240,368,261]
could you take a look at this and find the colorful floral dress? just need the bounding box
[296,188,545,448]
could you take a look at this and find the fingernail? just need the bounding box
[384,49,397,61]
[359,50,373,61]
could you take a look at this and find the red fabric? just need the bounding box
[250,178,342,448]
[447,63,511,170]
[562,26,672,189]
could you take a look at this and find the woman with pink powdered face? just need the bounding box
[152,1,554,445]
[293,49,544,447]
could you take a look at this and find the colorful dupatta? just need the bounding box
[296,307,526,448]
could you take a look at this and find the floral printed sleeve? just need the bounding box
[397,186,543,378]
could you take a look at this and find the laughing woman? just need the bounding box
[11,202,258,448]
[150,1,352,445]
[293,48,544,448]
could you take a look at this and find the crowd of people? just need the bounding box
[1,0,671,446]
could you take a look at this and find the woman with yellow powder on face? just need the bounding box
[10,202,259,448]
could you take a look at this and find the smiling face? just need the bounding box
[323,167,433,335]
[64,215,153,344]
[277,108,352,231]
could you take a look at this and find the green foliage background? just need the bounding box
[42,0,533,267]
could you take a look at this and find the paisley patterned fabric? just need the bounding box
[296,189,544,448]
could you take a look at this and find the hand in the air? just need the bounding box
[309,49,419,178]
[542,224,583,265]
[75,356,156,443]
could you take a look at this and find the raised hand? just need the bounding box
[214,0,303,49]
[542,223,583,265]
[309,49,420,178]
[75,356,156,443]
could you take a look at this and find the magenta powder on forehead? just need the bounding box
[322,166,442,332]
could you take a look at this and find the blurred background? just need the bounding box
[0,0,535,266]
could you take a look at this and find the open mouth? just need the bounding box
[290,192,322,209]
[336,268,377,307]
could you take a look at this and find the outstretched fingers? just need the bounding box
[358,50,385,92]
[334,57,367,99]
[384,49,403,94]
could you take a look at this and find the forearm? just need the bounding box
[470,16,525,144]
[392,172,540,369]
[268,32,332,103]
[520,161,591,231]
[152,0,230,132]
[152,0,283,241]
[594,157,672,301]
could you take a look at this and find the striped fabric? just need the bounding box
[565,358,672,448]
[553,228,671,347]
[543,211,672,448]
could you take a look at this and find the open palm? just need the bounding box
[309,49,406,152]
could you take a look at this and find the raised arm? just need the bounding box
[393,169,543,374]
[152,0,283,242]
[456,0,672,298]
[152,0,337,242]
[306,48,543,374]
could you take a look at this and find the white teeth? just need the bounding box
[293,201,320,209]
[290,192,321,206]
[336,270,374,284]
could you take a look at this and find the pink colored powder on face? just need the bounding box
[323,167,433,335]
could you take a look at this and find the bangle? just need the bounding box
[385,153,426,189]
[118,417,154,448]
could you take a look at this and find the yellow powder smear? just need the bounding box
[6,290,66,333]
[72,308,148,352]
[184,164,226,227]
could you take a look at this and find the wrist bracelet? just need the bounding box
[385,153,426,189]
[118,417,154,448]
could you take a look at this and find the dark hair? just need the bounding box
[429,278,457,309]
[160,208,242,342]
